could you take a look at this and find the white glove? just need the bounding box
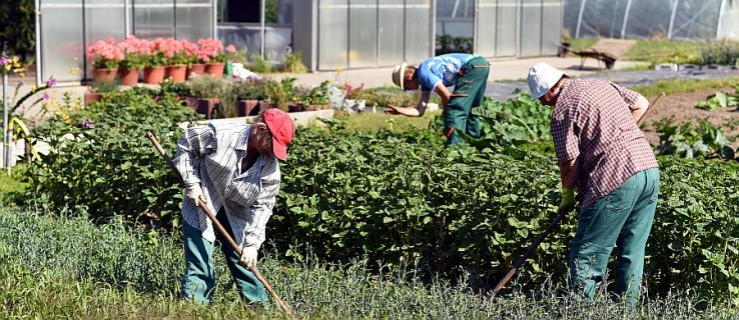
[185,183,206,206]
[239,247,258,269]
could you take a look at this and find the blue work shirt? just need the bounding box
[417,53,478,92]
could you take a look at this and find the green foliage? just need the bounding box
[266,77,298,111]
[431,93,552,149]
[701,39,739,66]
[119,52,146,70]
[282,50,308,73]
[297,80,332,106]
[2,208,736,318]
[158,78,193,97]
[694,85,739,111]
[219,77,270,118]
[435,34,473,55]
[631,77,739,98]
[25,90,198,228]
[188,74,227,99]
[653,117,736,160]
[0,0,35,60]
[0,164,29,206]
[90,79,118,93]
[621,39,702,65]
[249,53,273,73]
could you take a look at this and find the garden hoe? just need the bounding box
[489,92,667,297]
[145,131,294,317]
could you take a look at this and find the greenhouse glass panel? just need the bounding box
[562,0,581,38]
[85,0,126,75]
[404,0,431,64]
[670,0,721,40]
[520,0,542,57]
[40,0,84,82]
[378,0,404,66]
[319,0,348,70]
[623,0,673,39]
[719,1,739,40]
[578,0,630,38]
[497,0,518,57]
[218,25,292,64]
[176,0,213,40]
[133,0,175,39]
[476,0,497,57]
[349,0,377,68]
[541,0,561,56]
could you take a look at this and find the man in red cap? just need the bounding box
[173,108,295,304]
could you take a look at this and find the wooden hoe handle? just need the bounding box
[145,132,294,317]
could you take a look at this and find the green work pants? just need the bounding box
[443,56,490,145]
[181,210,267,304]
[569,168,660,305]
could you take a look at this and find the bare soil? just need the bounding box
[639,87,739,150]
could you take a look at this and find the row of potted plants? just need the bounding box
[87,36,239,86]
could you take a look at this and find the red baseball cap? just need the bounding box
[263,108,295,161]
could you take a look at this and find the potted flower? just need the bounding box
[87,38,124,83]
[229,77,269,117]
[298,80,333,111]
[183,39,204,80]
[142,38,168,84]
[163,38,188,82]
[116,35,146,86]
[199,38,237,78]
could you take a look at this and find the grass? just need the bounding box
[0,163,29,206]
[631,76,739,98]
[0,207,737,319]
[335,109,441,133]
[622,39,702,65]
[565,38,702,66]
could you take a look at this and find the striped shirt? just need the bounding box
[173,122,280,249]
[551,78,658,208]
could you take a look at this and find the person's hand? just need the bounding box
[559,184,576,212]
[384,105,401,114]
[239,247,258,269]
[185,183,206,206]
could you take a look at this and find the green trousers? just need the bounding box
[181,210,267,304]
[569,168,660,305]
[443,56,490,145]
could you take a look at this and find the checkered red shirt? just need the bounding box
[551,78,658,209]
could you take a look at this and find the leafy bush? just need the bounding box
[701,39,739,66]
[282,50,308,73]
[297,80,332,106]
[159,78,193,97]
[249,53,273,74]
[266,77,298,111]
[653,117,735,160]
[25,90,198,228]
[694,85,738,111]
[188,74,227,99]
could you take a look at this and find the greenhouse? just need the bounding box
[562,0,739,41]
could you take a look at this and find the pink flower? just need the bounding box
[225,45,236,52]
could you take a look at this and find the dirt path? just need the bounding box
[639,87,739,150]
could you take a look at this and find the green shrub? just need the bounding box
[701,39,739,65]
[270,124,739,303]
[266,77,298,111]
[25,90,198,228]
[159,78,193,97]
[282,50,308,73]
[188,74,227,99]
[249,53,273,74]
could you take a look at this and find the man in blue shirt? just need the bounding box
[389,53,490,145]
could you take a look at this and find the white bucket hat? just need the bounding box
[527,62,565,100]
[391,63,408,90]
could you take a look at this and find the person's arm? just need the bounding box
[173,125,216,186]
[385,91,431,117]
[238,162,281,249]
[629,94,650,123]
[558,158,579,189]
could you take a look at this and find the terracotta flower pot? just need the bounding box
[117,68,139,86]
[204,62,225,78]
[165,65,187,83]
[143,66,166,84]
[288,104,305,113]
[92,68,117,83]
[84,91,104,106]
[183,97,220,119]
[187,63,205,80]
[238,100,260,117]
[257,101,274,114]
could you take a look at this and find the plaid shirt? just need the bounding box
[551,79,658,208]
[173,122,280,249]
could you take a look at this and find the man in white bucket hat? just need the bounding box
[526,62,658,305]
[389,53,490,145]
